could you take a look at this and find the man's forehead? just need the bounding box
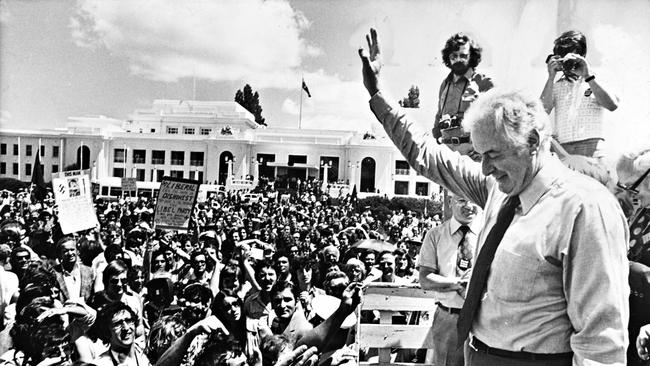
[452,43,471,54]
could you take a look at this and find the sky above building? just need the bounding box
[1,0,649,156]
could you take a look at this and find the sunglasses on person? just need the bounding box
[108,277,128,285]
[617,167,650,195]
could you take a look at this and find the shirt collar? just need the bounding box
[449,215,481,235]
[62,262,80,277]
[446,68,475,84]
[518,156,564,215]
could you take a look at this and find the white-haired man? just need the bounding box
[615,147,650,366]
[359,28,628,365]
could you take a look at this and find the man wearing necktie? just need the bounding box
[359,28,629,365]
[418,193,483,366]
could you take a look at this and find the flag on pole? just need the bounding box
[31,152,47,201]
[302,78,311,98]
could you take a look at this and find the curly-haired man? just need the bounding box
[434,33,494,156]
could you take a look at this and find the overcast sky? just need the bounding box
[1,0,649,155]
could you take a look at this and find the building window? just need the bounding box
[114,148,125,163]
[152,150,165,165]
[288,155,307,166]
[190,152,204,166]
[25,164,32,175]
[415,182,429,196]
[0,144,6,155]
[150,128,156,133]
[167,127,178,134]
[395,160,410,175]
[109,187,122,197]
[394,181,409,195]
[183,127,195,135]
[170,170,184,179]
[0,163,5,175]
[171,151,184,165]
[52,165,59,173]
[319,156,340,182]
[133,149,146,164]
[12,163,18,175]
[200,128,211,135]
[13,144,18,155]
[40,145,45,156]
[113,168,125,178]
[53,146,59,158]
[26,145,32,156]
[136,169,146,182]
[156,170,165,182]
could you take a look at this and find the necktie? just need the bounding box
[457,195,520,345]
[456,225,472,275]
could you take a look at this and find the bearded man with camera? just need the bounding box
[434,33,494,157]
[540,30,619,159]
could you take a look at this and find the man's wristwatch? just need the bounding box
[585,74,595,82]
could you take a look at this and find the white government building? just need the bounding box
[0,99,439,198]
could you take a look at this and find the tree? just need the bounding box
[398,85,420,108]
[235,84,266,126]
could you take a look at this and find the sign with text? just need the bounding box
[121,177,137,194]
[154,177,200,230]
[52,171,99,234]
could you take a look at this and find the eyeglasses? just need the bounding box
[109,277,127,285]
[111,317,135,329]
[617,168,650,195]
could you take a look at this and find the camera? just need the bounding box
[561,58,578,72]
[438,113,463,131]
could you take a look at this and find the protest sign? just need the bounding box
[121,177,137,194]
[52,171,98,234]
[154,177,200,230]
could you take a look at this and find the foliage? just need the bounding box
[357,195,442,222]
[0,178,30,193]
[398,85,420,108]
[235,84,266,126]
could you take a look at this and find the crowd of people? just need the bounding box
[0,176,443,366]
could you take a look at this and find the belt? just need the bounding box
[436,302,461,314]
[470,337,573,361]
[437,135,471,145]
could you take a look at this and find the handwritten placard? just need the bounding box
[52,171,98,234]
[154,177,200,230]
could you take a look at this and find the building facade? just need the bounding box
[0,99,438,198]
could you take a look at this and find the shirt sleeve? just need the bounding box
[418,228,439,272]
[563,196,629,365]
[369,92,491,208]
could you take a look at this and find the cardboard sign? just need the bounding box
[52,171,98,234]
[121,177,137,194]
[154,177,200,230]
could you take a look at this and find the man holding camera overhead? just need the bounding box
[434,33,494,157]
[540,30,619,159]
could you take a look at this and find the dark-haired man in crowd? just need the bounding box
[540,30,619,159]
[434,33,494,156]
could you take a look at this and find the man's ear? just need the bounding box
[528,130,541,155]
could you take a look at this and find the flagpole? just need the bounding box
[80,140,84,171]
[299,75,303,130]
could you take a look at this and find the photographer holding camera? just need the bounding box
[434,33,494,157]
[540,30,619,159]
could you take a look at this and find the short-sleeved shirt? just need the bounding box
[418,216,482,309]
[552,76,606,143]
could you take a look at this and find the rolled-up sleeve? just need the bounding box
[369,92,490,208]
[564,196,629,365]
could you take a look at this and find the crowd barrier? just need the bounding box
[357,283,437,366]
